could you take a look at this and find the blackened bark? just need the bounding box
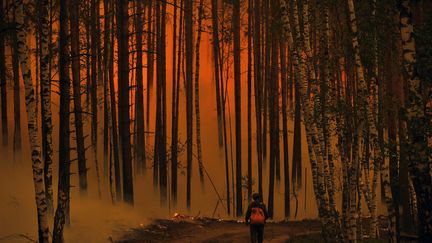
[135,0,146,175]
[53,0,71,239]
[71,0,88,195]
[0,0,7,147]
[185,0,193,210]
[117,0,133,205]
[233,0,242,217]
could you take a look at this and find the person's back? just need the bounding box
[245,193,269,243]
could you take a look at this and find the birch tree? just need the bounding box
[400,0,432,240]
[15,0,50,241]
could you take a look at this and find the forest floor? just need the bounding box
[114,217,322,243]
[115,216,410,243]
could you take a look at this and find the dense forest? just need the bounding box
[0,0,431,242]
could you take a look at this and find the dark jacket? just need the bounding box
[245,200,269,224]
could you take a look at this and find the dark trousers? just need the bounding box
[249,224,264,243]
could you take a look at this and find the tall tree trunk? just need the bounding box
[280,37,290,219]
[103,0,111,179]
[12,12,21,153]
[146,0,154,128]
[211,0,223,148]
[221,66,231,215]
[91,0,102,198]
[152,0,159,190]
[0,0,7,147]
[400,1,432,241]
[109,7,121,200]
[85,2,91,112]
[262,0,269,163]
[267,18,278,218]
[70,0,88,196]
[156,0,168,206]
[53,0,71,240]
[247,0,253,202]
[194,0,205,186]
[38,0,53,215]
[292,85,302,189]
[135,0,146,175]
[171,0,183,207]
[253,0,263,197]
[117,0,133,205]
[15,0,50,241]
[185,0,193,210]
[233,0,242,217]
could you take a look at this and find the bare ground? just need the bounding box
[114,218,321,243]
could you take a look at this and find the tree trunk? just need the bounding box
[12,11,21,154]
[233,0,242,217]
[117,0,133,205]
[185,0,193,210]
[253,0,264,198]
[280,0,342,239]
[103,0,111,179]
[157,0,168,206]
[246,0,253,202]
[194,0,205,186]
[109,16,121,201]
[211,0,223,148]
[91,0,102,198]
[37,0,53,215]
[347,0,396,240]
[0,0,7,147]
[70,0,88,197]
[53,0,71,240]
[146,0,154,128]
[171,0,183,207]
[134,0,146,175]
[15,0,50,241]
[280,37,290,219]
[400,1,432,241]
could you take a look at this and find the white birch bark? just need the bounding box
[15,0,49,241]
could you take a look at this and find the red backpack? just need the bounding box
[250,207,265,225]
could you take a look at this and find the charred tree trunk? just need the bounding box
[146,0,154,128]
[109,4,121,200]
[12,11,21,153]
[0,0,7,147]
[292,85,302,189]
[91,0,102,198]
[253,0,263,197]
[71,0,88,196]
[280,37,290,219]
[233,0,242,217]
[103,0,111,179]
[171,0,183,207]
[117,0,133,205]
[53,0,71,240]
[135,0,146,175]
[211,0,223,148]
[185,0,193,210]
[155,0,168,206]
[247,0,253,202]
[194,0,205,186]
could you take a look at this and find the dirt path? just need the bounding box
[115,218,321,243]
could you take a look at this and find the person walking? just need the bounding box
[245,193,269,243]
